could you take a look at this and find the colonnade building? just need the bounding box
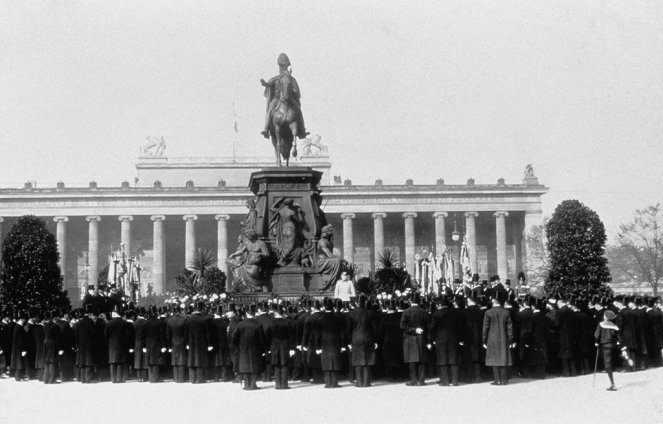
[0,154,547,304]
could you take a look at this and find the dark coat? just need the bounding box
[75,316,97,367]
[377,312,403,368]
[428,307,463,366]
[54,319,74,359]
[166,315,187,366]
[105,317,130,364]
[144,317,167,366]
[482,306,513,366]
[302,312,322,368]
[10,323,27,371]
[557,306,576,358]
[529,310,549,365]
[400,305,429,363]
[517,307,533,361]
[25,322,37,368]
[347,306,377,366]
[645,308,663,352]
[92,319,108,366]
[617,307,647,353]
[227,315,241,372]
[33,323,46,369]
[231,318,265,373]
[462,305,484,363]
[574,310,593,356]
[43,321,61,364]
[2,321,16,368]
[133,318,148,369]
[632,307,649,355]
[265,317,293,366]
[185,312,213,368]
[211,317,232,367]
[315,311,344,371]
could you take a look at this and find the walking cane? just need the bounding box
[592,346,600,388]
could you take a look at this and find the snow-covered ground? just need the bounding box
[1,369,662,424]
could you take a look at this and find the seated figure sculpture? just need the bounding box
[228,229,271,292]
[316,224,347,292]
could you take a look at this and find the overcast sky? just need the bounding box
[1,0,661,240]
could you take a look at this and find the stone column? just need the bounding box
[183,215,198,269]
[85,216,101,289]
[118,215,133,257]
[523,210,543,278]
[433,212,448,255]
[341,213,355,263]
[372,213,386,268]
[494,211,509,280]
[215,215,230,278]
[464,212,479,275]
[151,215,166,295]
[54,216,68,288]
[403,212,417,275]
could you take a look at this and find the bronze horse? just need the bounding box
[267,73,301,167]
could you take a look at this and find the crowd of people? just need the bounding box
[1,275,662,392]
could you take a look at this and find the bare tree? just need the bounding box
[612,204,663,296]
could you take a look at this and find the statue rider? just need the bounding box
[261,53,309,140]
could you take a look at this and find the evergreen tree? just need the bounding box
[544,200,612,298]
[0,215,71,314]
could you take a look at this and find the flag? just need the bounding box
[460,238,472,282]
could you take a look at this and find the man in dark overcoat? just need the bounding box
[144,306,167,383]
[92,313,109,382]
[400,293,429,386]
[482,292,514,385]
[10,313,28,381]
[645,297,663,367]
[33,314,46,381]
[232,304,265,390]
[428,295,464,386]
[557,298,577,376]
[265,304,294,389]
[75,306,97,383]
[462,293,484,383]
[185,301,213,384]
[302,301,323,383]
[377,300,403,381]
[166,305,188,383]
[315,298,345,388]
[133,308,149,382]
[211,305,232,382]
[42,310,61,384]
[54,309,75,381]
[347,295,378,387]
[106,308,129,383]
[255,302,274,382]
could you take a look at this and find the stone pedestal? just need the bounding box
[241,167,329,295]
[249,167,326,240]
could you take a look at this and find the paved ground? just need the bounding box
[1,369,662,424]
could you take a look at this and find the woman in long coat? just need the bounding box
[482,295,513,385]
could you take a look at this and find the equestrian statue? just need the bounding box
[261,53,309,166]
